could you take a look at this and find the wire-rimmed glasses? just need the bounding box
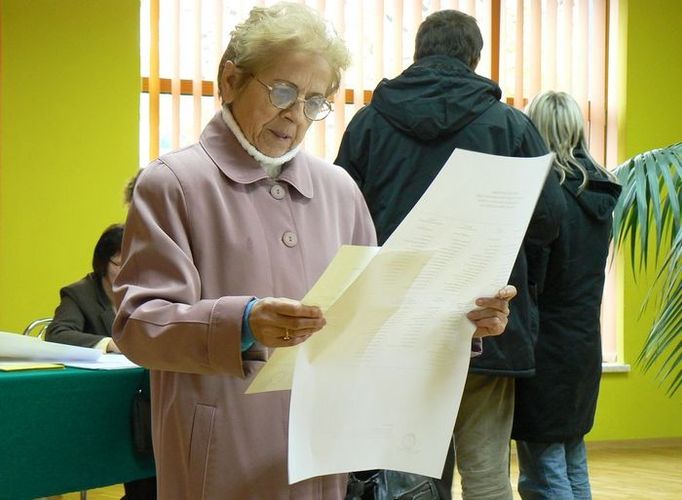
[253,76,333,121]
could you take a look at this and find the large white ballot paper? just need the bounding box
[288,149,553,481]
[254,149,554,483]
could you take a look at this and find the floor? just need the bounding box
[49,441,682,500]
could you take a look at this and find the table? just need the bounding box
[0,367,156,500]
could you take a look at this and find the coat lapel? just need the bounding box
[198,112,314,199]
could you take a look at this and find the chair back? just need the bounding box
[22,318,52,340]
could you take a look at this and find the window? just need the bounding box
[140,0,620,362]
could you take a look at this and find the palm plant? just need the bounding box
[612,142,682,395]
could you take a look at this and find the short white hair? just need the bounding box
[217,2,350,97]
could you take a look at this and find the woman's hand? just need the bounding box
[467,285,517,338]
[249,297,326,348]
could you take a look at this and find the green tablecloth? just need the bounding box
[0,366,155,500]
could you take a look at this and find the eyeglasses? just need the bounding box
[253,77,333,121]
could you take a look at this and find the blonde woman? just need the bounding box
[512,91,621,499]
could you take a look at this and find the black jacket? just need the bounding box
[45,273,114,348]
[335,55,566,376]
[512,155,622,441]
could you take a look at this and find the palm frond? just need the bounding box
[613,142,682,395]
[639,229,682,315]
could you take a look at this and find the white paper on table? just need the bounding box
[65,353,140,370]
[0,330,102,362]
[288,149,554,483]
[246,245,380,394]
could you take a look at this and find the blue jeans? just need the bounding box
[516,437,591,500]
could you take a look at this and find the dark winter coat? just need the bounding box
[512,153,622,441]
[335,55,566,376]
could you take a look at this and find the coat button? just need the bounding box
[282,231,298,247]
[270,184,286,200]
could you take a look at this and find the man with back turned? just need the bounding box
[336,9,566,499]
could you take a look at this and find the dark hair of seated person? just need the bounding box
[92,224,124,279]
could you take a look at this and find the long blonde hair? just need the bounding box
[527,91,614,190]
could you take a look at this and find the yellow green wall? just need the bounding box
[0,0,140,332]
[589,0,682,441]
[0,0,680,441]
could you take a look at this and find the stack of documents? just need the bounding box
[0,330,139,370]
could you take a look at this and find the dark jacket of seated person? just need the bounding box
[46,272,116,349]
[46,224,123,353]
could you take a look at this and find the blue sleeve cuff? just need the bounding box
[241,298,258,352]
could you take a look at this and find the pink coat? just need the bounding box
[113,113,377,499]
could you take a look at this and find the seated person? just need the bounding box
[46,223,157,499]
[46,224,124,352]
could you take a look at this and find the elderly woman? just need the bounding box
[114,3,514,499]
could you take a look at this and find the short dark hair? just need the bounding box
[414,10,483,68]
[92,224,124,278]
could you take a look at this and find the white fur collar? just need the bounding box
[221,105,300,178]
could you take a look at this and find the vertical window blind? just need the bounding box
[140,0,620,362]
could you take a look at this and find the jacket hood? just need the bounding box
[371,55,502,141]
[562,153,622,222]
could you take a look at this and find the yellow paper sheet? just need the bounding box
[0,361,64,371]
[246,245,381,394]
